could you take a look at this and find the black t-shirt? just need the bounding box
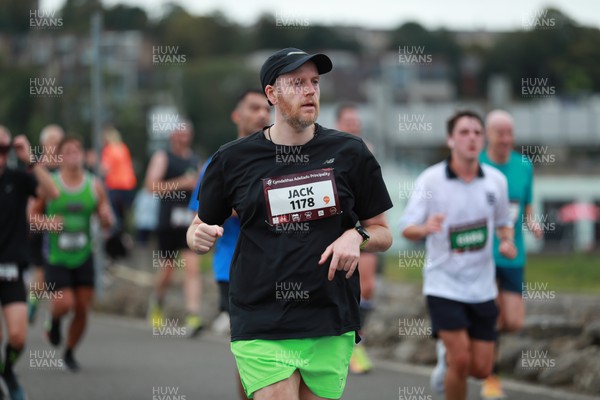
[0,168,37,263]
[198,124,393,341]
[158,150,199,231]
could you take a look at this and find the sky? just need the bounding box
[39,0,600,30]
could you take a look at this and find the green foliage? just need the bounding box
[181,57,257,155]
[60,0,103,33]
[387,253,600,294]
[0,63,38,135]
[104,5,148,31]
[0,0,38,33]
[481,8,600,97]
[253,14,359,52]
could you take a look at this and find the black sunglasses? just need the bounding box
[0,144,11,155]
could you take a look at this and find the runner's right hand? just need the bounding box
[424,213,445,234]
[192,223,224,254]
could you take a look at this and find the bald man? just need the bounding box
[336,103,378,374]
[28,124,65,323]
[479,110,543,399]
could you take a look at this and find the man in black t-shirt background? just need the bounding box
[145,124,203,337]
[0,126,58,400]
[187,48,393,400]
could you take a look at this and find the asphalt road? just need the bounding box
[13,313,598,400]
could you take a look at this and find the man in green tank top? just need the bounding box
[31,137,113,371]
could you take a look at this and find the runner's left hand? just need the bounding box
[319,229,362,281]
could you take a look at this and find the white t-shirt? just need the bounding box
[399,159,512,303]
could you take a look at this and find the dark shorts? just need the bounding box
[0,263,27,306]
[496,265,525,294]
[45,257,95,290]
[29,233,46,267]
[217,281,230,313]
[426,295,498,341]
[158,228,188,253]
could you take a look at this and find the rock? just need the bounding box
[366,317,407,347]
[583,320,600,345]
[522,315,582,339]
[93,263,219,324]
[548,336,583,355]
[574,347,600,394]
[496,335,535,373]
[512,343,552,381]
[537,349,587,386]
[393,340,420,362]
[412,339,436,365]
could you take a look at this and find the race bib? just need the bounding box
[263,169,341,225]
[171,206,195,227]
[0,263,18,281]
[449,219,488,252]
[58,232,88,251]
[509,201,520,226]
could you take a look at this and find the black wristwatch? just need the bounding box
[354,223,370,250]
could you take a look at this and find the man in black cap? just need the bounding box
[187,48,393,400]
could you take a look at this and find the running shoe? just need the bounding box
[480,374,506,399]
[211,311,230,336]
[44,316,61,347]
[147,298,164,328]
[186,315,204,338]
[0,376,8,400]
[63,350,80,372]
[430,340,447,394]
[3,373,26,400]
[28,297,39,324]
[349,345,373,374]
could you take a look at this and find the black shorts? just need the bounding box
[29,233,46,267]
[0,263,27,306]
[426,295,498,341]
[45,256,95,290]
[217,281,230,313]
[158,228,188,253]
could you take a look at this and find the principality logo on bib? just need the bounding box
[263,168,341,225]
[449,219,488,252]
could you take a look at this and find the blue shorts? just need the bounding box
[496,265,524,294]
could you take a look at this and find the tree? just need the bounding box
[59,0,103,33]
[104,5,148,31]
[481,8,600,98]
[0,0,38,33]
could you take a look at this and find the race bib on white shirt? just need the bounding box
[263,169,341,225]
[171,206,195,227]
[449,219,488,252]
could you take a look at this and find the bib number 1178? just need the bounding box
[290,198,315,210]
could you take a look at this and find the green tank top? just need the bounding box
[46,172,97,268]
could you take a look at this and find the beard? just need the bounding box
[276,93,319,131]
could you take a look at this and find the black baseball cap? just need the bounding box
[260,48,333,104]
